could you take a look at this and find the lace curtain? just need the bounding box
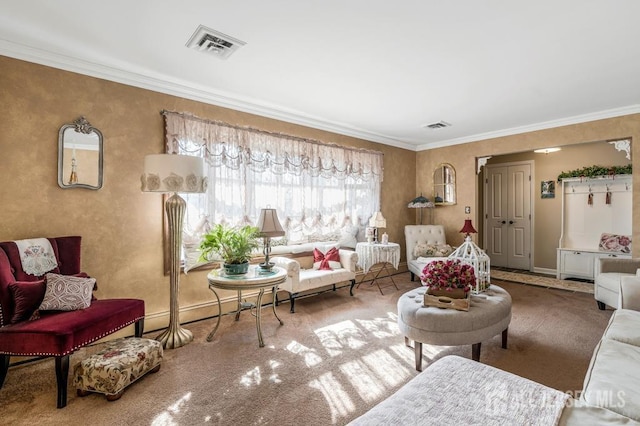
[162,111,383,252]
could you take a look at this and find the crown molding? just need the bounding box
[3,39,638,154]
[416,104,640,151]
[0,40,416,151]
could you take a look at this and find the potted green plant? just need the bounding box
[199,224,261,275]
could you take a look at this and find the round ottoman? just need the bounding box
[398,284,512,371]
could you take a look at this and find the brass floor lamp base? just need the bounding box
[156,325,193,350]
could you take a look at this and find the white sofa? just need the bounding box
[594,257,640,310]
[272,244,358,313]
[404,224,450,282]
[350,277,640,425]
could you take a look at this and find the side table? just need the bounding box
[356,242,401,294]
[207,265,286,347]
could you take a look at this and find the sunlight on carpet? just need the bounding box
[286,340,323,367]
[309,372,355,423]
[151,392,192,425]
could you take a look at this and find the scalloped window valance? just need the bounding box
[163,111,384,182]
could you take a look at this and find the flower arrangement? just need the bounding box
[420,259,476,293]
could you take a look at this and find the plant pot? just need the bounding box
[224,261,249,275]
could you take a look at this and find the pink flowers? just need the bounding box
[420,259,476,293]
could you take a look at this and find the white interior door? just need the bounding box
[484,162,532,270]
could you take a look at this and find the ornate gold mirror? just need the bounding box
[433,163,456,205]
[58,116,103,189]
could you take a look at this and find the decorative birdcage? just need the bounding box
[448,220,491,293]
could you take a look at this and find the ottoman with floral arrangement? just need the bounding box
[72,337,163,401]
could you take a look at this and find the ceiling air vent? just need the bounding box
[423,121,452,130]
[186,25,246,60]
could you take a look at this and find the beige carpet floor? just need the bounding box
[0,273,611,426]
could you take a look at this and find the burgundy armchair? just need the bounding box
[0,236,145,408]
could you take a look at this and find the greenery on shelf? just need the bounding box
[198,224,260,265]
[557,164,632,182]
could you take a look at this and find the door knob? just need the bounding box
[501,220,506,224]
[509,220,514,225]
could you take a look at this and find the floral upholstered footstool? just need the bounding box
[73,337,163,401]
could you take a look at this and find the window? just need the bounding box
[162,111,383,268]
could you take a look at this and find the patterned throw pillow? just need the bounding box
[599,233,632,253]
[39,273,96,311]
[413,243,454,258]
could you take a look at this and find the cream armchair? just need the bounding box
[594,257,640,310]
[404,225,449,282]
[620,276,640,311]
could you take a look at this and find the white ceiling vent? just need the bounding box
[423,121,452,130]
[186,25,245,60]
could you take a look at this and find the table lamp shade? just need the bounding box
[369,211,387,228]
[460,219,477,236]
[257,208,285,237]
[141,154,206,193]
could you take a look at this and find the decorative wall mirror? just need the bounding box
[434,163,456,205]
[58,116,103,190]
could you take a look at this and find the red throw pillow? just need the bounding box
[313,247,341,271]
[8,280,46,323]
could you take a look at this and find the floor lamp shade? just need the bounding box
[142,154,206,349]
[141,154,206,193]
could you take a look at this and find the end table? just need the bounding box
[207,265,286,347]
[355,242,401,294]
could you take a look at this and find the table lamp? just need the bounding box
[141,153,206,349]
[407,194,435,224]
[369,211,387,243]
[257,207,285,270]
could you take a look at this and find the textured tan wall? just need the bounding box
[0,55,416,331]
[417,115,640,270]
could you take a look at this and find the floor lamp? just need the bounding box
[142,154,206,349]
[407,194,435,224]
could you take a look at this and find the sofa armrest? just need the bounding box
[597,257,640,274]
[339,249,358,272]
[619,276,640,311]
[272,256,300,292]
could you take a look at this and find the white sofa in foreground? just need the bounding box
[350,277,640,425]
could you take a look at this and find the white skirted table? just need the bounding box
[397,284,512,370]
[356,242,401,294]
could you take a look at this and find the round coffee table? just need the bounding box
[397,284,512,371]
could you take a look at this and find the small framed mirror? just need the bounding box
[58,116,103,190]
[434,163,456,205]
